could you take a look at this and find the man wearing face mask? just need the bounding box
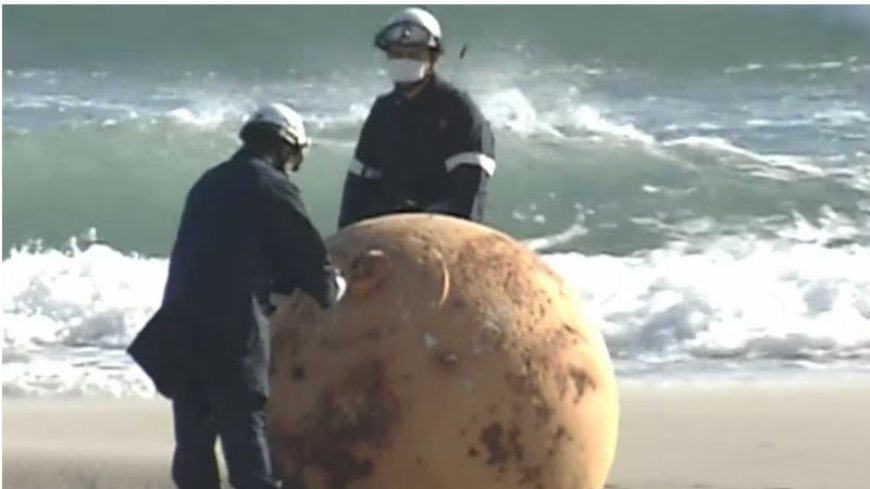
[128,103,347,489]
[337,7,497,229]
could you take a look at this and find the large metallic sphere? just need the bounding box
[267,214,618,489]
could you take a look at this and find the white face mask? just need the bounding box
[386,58,428,84]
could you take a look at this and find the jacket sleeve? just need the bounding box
[259,172,338,309]
[447,165,489,220]
[338,99,385,229]
[443,94,496,220]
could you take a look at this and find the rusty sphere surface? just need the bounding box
[267,214,619,489]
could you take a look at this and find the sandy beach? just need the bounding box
[4,383,870,489]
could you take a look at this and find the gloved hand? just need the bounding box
[334,272,348,303]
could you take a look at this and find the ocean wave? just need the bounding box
[4,214,870,397]
[7,84,854,192]
[545,212,870,367]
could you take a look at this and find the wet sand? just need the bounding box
[4,383,869,489]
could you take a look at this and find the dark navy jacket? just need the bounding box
[337,74,496,228]
[129,149,338,399]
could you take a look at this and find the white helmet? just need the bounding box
[241,102,310,149]
[374,7,442,51]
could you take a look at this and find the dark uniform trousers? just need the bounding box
[171,371,278,489]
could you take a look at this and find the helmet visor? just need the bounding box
[375,21,436,50]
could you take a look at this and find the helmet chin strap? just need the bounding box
[266,144,288,171]
[275,143,305,173]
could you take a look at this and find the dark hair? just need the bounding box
[240,122,286,153]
